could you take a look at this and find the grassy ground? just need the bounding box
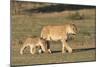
[11,3,96,66]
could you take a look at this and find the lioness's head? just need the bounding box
[66,24,78,35]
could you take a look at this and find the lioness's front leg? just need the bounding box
[61,40,72,53]
[64,42,72,53]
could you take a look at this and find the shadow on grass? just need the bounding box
[23,4,95,14]
[51,48,95,54]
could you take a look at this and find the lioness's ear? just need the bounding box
[71,23,78,33]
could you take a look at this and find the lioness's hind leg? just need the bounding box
[47,41,52,53]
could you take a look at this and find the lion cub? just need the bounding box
[20,37,46,55]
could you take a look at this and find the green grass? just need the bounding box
[11,6,96,66]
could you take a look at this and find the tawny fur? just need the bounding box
[41,24,77,53]
[20,37,46,55]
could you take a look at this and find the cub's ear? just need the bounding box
[40,37,44,40]
[72,23,76,26]
[40,37,46,41]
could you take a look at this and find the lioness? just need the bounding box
[20,37,46,55]
[41,24,78,53]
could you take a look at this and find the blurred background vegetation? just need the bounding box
[11,0,95,15]
[11,0,96,66]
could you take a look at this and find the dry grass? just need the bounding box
[11,3,96,66]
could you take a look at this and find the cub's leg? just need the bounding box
[20,44,28,55]
[30,45,36,55]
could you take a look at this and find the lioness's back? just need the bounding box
[41,24,71,40]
